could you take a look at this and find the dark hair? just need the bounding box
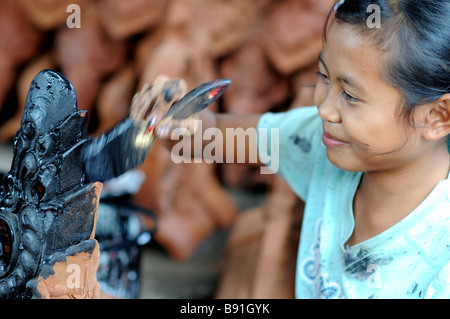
[326,0,450,125]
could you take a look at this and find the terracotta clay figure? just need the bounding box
[16,0,88,31]
[54,4,127,120]
[0,0,42,114]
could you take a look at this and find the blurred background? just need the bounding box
[0,0,334,298]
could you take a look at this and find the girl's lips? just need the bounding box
[322,132,349,148]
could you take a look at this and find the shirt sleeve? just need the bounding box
[256,106,324,201]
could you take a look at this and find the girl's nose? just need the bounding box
[317,92,342,123]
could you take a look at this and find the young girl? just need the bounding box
[131,0,450,298]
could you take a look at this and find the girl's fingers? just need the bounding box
[156,115,200,139]
[129,75,193,141]
[130,74,175,120]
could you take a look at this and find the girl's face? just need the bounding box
[314,22,427,172]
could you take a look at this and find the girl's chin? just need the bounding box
[325,149,365,172]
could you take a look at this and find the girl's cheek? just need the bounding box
[341,116,373,152]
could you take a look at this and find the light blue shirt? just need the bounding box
[257,106,450,299]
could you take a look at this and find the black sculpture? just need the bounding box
[0,69,138,298]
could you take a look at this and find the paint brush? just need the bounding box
[82,79,231,182]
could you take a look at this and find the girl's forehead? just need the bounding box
[325,22,379,57]
[321,22,402,102]
[322,23,386,81]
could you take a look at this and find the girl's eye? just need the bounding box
[342,91,359,103]
[316,71,362,103]
[316,71,329,81]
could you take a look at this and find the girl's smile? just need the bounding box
[322,129,349,148]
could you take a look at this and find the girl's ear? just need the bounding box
[421,93,450,141]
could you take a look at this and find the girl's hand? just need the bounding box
[130,75,200,139]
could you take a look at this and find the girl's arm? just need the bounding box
[159,109,264,166]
